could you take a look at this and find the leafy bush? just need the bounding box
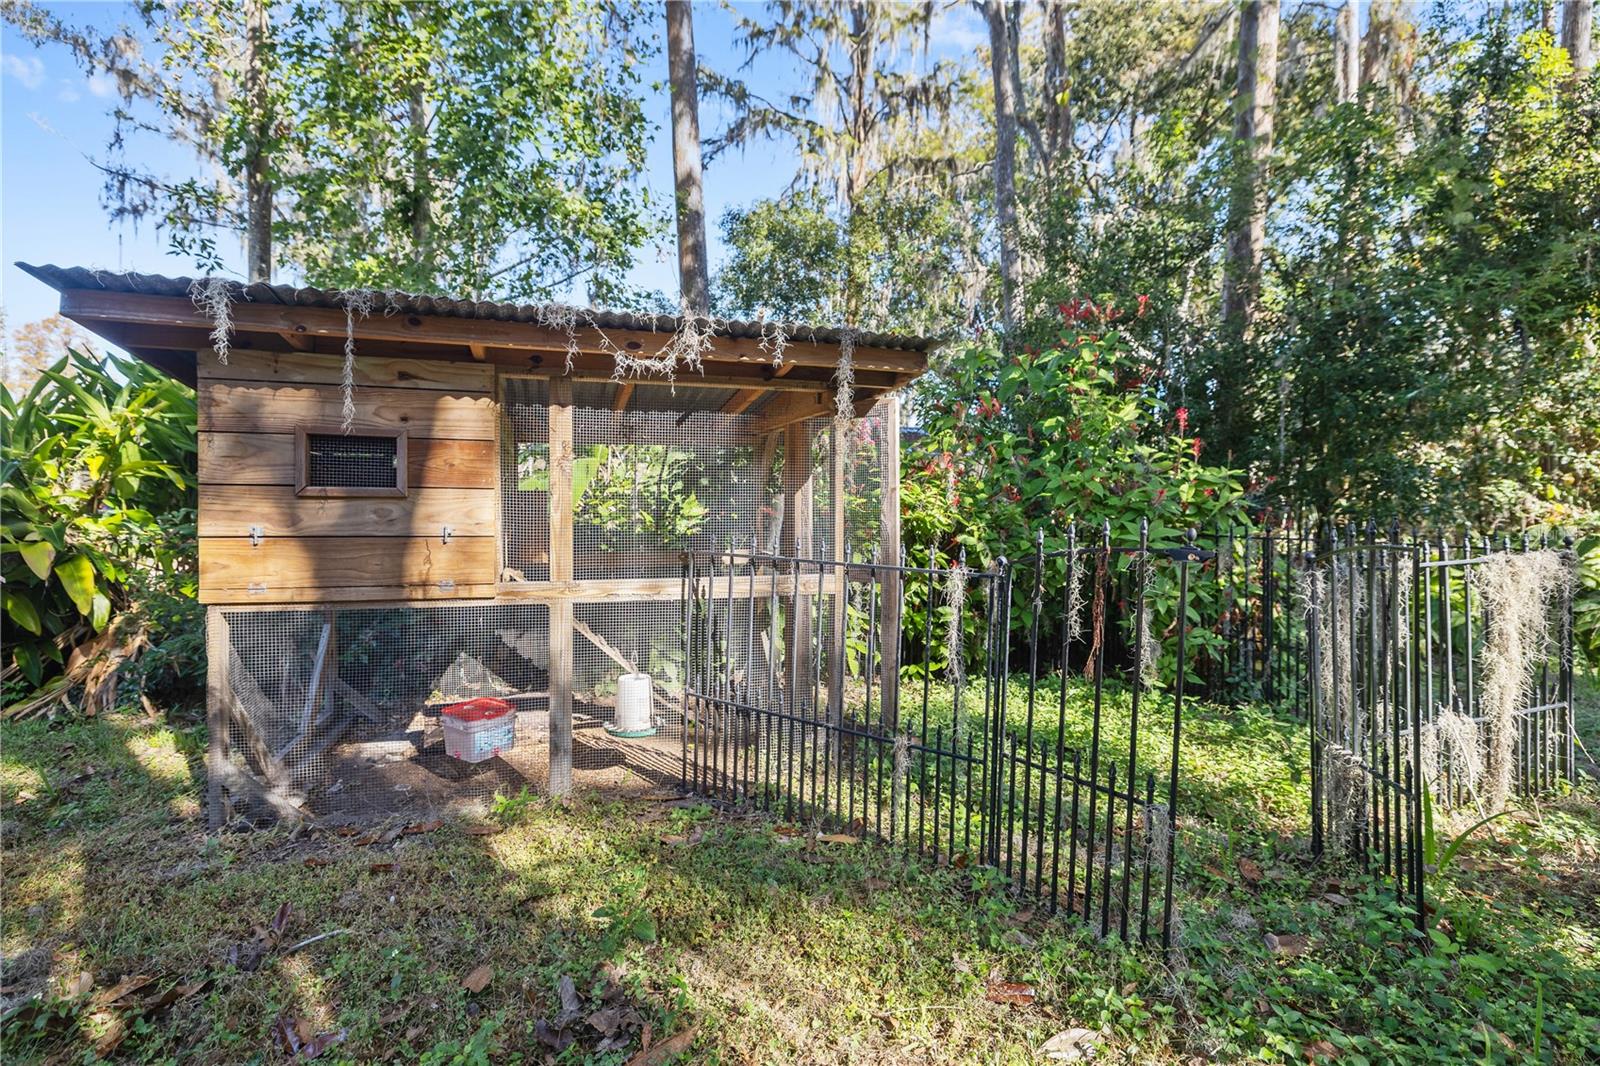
[1,350,196,707]
[906,300,1251,682]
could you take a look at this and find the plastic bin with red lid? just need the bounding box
[441,697,516,763]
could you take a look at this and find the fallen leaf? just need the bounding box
[1305,1038,1339,1061]
[273,1015,346,1060]
[377,1005,409,1027]
[269,902,294,938]
[91,973,155,1008]
[625,1026,696,1066]
[985,981,1036,1006]
[93,1015,130,1057]
[462,964,493,995]
[1265,933,1310,957]
[1321,892,1350,907]
[303,857,331,868]
[659,827,704,847]
[862,876,891,891]
[65,971,94,999]
[587,1004,626,1036]
[369,862,396,874]
[403,819,442,835]
[817,833,860,845]
[463,825,500,837]
[1238,857,1264,884]
[555,974,582,1026]
[1040,1027,1100,1062]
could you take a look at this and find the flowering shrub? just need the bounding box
[907,297,1250,682]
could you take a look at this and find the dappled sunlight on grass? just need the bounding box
[3,700,1599,1062]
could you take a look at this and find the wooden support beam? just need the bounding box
[205,607,230,829]
[782,423,816,709]
[278,330,314,352]
[549,601,574,796]
[612,381,634,412]
[468,342,487,361]
[721,388,763,416]
[828,419,848,727]
[877,396,903,730]
[547,379,575,796]
[573,616,638,675]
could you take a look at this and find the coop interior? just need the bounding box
[214,387,895,822]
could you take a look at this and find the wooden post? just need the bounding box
[877,396,902,730]
[828,416,848,726]
[205,606,230,829]
[781,423,816,710]
[548,378,575,795]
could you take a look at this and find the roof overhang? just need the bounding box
[20,264,933,410]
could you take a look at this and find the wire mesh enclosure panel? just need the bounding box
[571,389,782,580]
[304,432,400,490]
[501,378,551,582]
[214,602,557,822]
[1305,529,1577,931]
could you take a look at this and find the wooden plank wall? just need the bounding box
[196,350,499,603]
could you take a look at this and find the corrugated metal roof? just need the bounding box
[16,262,937,352]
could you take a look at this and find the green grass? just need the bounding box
[3,677,1598,1063]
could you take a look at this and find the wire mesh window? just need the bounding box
[297,430,405,495]
[501,378,551,581]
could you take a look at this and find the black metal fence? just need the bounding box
[1304,525,1577,930]
[680,522,1212,950]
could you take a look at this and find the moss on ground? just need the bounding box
[2,677,1597,1063]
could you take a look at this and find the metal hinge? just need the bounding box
[248,525,264,547]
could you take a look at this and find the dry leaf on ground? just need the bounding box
[462,964,493,994]
[984,981,1036,1006]
[1040,1027,1101,1061]
[625,1026,696,1066]
[1265,933,1310,956]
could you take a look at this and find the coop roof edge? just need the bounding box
[19,262,939,390]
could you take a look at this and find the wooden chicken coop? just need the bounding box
[21,264,931,825]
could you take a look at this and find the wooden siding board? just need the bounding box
[199,535,496,596]
[198,381,496,438]
[197,485,495,538]
[199,432,496,489]
[197,349,494,392]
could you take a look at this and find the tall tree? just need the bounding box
[1219,0,1279,337]
[665,0,710,314]
[5,1,657,300]
[706,1,981,325]
[243,0,273,281]
[1335,0,1359,104]
[1562,0,1595,76]
[984,0,1022,330]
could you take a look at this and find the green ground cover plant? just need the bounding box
[3,677,1595,1063]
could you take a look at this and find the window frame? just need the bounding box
[294,426,409,499]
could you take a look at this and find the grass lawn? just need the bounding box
[2,677,1597,1064]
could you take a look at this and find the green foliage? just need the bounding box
[0,350,196,692]
[271,0,656,299]
[908,302,1249,678]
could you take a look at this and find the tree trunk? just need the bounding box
[984,0,1021,332]
[409,83,432,279]
[666,0,710,314]
[243,0,272,283]
[1334,0,1359,104]
[1043,0,1072,168]
[1220,0,1279,338]
[1563,0,1595,77]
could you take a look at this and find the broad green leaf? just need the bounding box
[17,540,55,580]
[54,554,97,616]
[4,589,42,635]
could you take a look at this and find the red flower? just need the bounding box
[1176,407,1189,434]
[1155,488,1167,503]
[1191,437,1203,459]
[1136,294,1150,317]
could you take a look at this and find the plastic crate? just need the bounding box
[441,697,516,763]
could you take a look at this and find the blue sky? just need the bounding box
[1,1,987,334]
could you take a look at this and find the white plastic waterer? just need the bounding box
[610,672,655,737]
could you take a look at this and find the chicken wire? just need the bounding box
[217,603,550,823]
